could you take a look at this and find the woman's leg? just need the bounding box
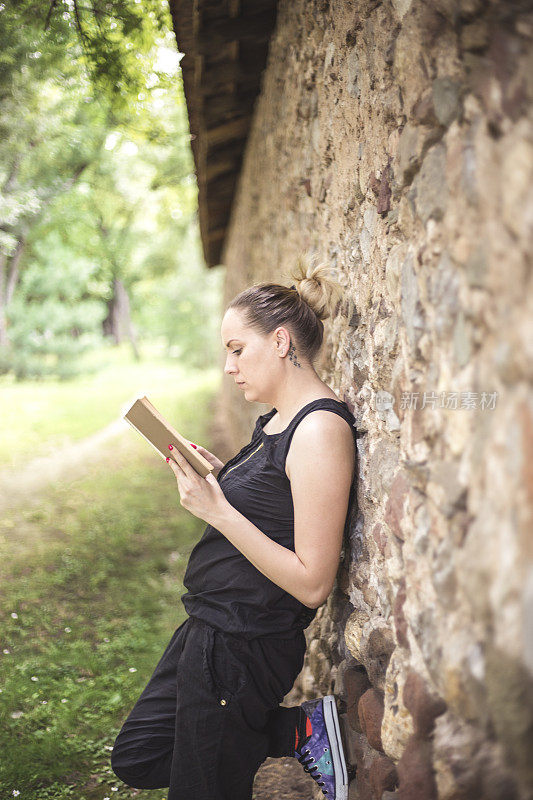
[112,619,310,799]
[168,624,309,799]
[214,630,308,772]
[265,705,303,757]
[110,617,191,788]
[112,615,265,800]
[270,696,352,800]
[170,620,267,800]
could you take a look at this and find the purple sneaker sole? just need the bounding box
[295,694,349,800]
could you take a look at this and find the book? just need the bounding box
[122,395,214,479]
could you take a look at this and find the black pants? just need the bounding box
[110,615,307,799]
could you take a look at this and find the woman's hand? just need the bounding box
[188,441,225,478]
[166,444,228,526]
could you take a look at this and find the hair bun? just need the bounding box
[289,253,343,320]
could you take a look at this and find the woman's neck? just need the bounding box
[267,380,339,430]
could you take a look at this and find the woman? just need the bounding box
[111,255,358,800]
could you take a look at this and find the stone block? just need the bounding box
[461,19,490,51]
[372,523,387,557]
[452,309,472,369]
[402,669,447,737]
[428,251,460,334]
[396,123,441,189]
[346,48,361,99]
[410,142,448,223]
[464,243,488,288]
[384,472,410,542]
[358,688,385,752]
[432,78,461,127]
[382,649,415,761]
[340,711,359,768]
[345,666,372,732]
[369,752,398,796]
[349,776,362,799]
[397,735,438,800]
[400,252,426,352]
[392,579,409,651]
[391,0,412,20]
[427,458,465,519]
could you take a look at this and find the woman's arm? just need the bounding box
[208,412,355,609]
[208,504,321,608]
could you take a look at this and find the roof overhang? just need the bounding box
[168,0,279,267]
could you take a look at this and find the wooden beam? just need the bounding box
[197,31,272,56]
[203,102,255,130]
[199,7,276,42]
[207,227,226,242]
[207,170,238,193]
[199,67,261,95]
[205,155,243,182]
[201,87,257,122]
[168,0,278,268]
[203,114,252,146]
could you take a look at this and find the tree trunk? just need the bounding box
[0,238,25,349]
[0,251,8,350]
[103,277,140,359]
[6,239,25,304]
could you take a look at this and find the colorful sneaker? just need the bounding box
[294,694,349,799]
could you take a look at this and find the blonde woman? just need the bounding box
[111,255,358,800]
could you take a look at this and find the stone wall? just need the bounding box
[215,1,533,798]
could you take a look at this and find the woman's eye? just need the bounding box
[232,349,242,355]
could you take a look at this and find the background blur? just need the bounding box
[0,2,225,798]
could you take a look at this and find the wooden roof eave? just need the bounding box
[168,0,279,268]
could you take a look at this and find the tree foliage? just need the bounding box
[0,1,220,381]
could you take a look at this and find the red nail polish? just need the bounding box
[168,444,173,450]
[166,457,170,462]
[191,444,197,449]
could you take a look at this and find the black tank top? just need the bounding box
[180,397,358,639]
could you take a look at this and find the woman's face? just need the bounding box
[221,308,290,403]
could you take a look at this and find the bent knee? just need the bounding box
[111,746,150,787]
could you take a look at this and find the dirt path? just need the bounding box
[125,758,316,800]
[0,417,127,512]
[252,756,317,799]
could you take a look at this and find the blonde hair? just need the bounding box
[289,251,344,321]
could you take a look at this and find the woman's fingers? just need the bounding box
[189,442,224,472]
[190,442,210,458]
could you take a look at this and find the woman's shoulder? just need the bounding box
[285,401,356,481]
[294,402,355,437]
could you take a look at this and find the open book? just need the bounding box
[123,395,214,479]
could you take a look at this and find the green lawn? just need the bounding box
[0,340,219,472]
[0,356,221,798]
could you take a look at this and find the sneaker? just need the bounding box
[294,694,349,799]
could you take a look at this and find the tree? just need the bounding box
[0,1,216,380]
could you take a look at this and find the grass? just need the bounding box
[0,358,222,798]
[0,339,219,472]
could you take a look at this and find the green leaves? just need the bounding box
[42,0,170,111]
[0,1,219,381]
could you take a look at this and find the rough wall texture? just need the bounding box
[215,1,533,798]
